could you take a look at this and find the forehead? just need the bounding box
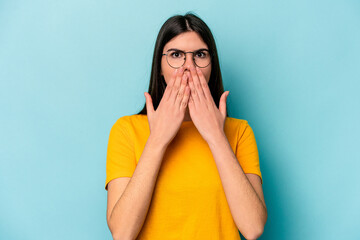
[163,31,208,51]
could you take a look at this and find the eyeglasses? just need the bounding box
[162,48,212,69]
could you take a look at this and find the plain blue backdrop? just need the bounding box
[1,0,359,239]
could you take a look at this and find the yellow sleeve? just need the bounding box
[105,117,136,190]
[235,120,263,184]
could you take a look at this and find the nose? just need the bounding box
[183,53,196,71]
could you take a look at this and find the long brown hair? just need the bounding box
[137,12,229,117]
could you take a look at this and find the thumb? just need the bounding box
[219,91,229,117]
[144,92,155,114]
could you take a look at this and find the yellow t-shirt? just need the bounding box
[105,114,263,240]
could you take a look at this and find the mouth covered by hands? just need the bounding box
[184,65,229,144]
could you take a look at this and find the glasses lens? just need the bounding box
[166,50,185,68]
[194,50,211,68]
[166,50,211,68]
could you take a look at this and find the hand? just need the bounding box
[187,65,230,144]
[144,66,190,147]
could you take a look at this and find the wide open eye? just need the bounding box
[169,50,184,58]
[195,50,208,58]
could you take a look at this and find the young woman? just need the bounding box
[105,13,267,240]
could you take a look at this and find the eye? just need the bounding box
[169,51,184,58]
[195,50,207,58]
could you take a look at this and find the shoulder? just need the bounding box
[225,117,256,141]
[112,114,148,132]
[113,114,146,125]
[225,116,250,129]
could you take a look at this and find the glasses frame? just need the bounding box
[162,49,212,69]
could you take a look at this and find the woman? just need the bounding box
[105,13,267,240]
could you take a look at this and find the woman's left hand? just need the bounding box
[187,65,230,144]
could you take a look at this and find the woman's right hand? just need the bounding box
[144,66,190,148]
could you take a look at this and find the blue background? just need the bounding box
[1,0,359,239]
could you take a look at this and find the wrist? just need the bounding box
[147,134,168,152]
[206,130,227,148]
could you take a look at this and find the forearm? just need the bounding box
[109,136,167,240]
[207,132,267,239]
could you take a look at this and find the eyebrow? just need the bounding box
[166,48,209,52]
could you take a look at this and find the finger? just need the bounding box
[196,66,213,103]
[163,68,179,101]
[189,65,206,101]
[187,70,200,106]
[169,66,185,102]
[180,85,191,111]
[175,73,189,106]
[188,93,195,109]
[144,92,155,114]
[219,91,229,117]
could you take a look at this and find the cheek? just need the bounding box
[161,63,169,83]
[206,69,211,83]
[162,69,174,85]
